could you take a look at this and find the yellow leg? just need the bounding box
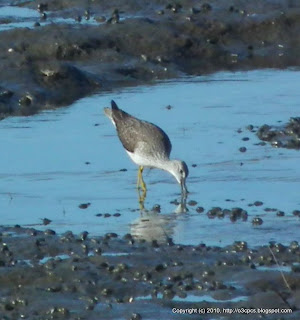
[137,166,147,211]
[136,166,142,189]
[138,188,147,211]
[137,166,147,193]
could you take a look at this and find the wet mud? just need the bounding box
[1,0,300,118]
[0,226,299,320]
[1,2,300,319]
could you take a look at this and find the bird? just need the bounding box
[104,100,189,195]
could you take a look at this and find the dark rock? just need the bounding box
[196,206,204,213]
[256,118,300,150]
[252,217,263,225]
[79,202,91,209]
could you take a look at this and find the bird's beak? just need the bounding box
[180,178,188,196]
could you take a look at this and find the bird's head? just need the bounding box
[169,160,189,195]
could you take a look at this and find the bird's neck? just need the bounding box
[146,157,180,184]
[155,158,176,176]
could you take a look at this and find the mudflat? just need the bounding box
[0,225,299,319]
[0,0,300,118]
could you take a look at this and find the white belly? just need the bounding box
[126,150,155,167]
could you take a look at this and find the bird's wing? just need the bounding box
[112,108,172,157]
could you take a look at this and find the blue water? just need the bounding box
[136,293,248,303]
[0,69,299,246]
[0,5,101,31]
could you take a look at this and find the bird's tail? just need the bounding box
[103,107,113,119]
[103,100,119,119]
[103,106,117,127]
[111,100,119,110]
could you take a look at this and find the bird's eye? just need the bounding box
[180,169,183,174]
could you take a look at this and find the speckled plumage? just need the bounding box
[104,100,189,195]
[105,100,172,161]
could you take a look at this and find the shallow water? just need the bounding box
[0,5,102,31]
[136,293,248,303]
[0,69,300,246]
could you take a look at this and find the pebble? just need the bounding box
[78,203,91,209]
[106,232,118,239]
[40,12,47,20]
[44,229,56,235]
[254,201,263,206]
[202,3,212,12]
[19,96,32,107]
[37,3,48,12]
[113,213,121,217]
[155,263,166,272]
[188,200,197,206]
[42,218,52,225]
[80,231,89,241]
[196,206,204,213]
[152,204,161,213]
[292,210,300,216]
[252,217,263,225]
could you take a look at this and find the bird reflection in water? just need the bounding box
[132,190,188,244]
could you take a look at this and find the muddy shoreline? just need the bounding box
[0,225,299,319]
[1,1,300,319]
[1,0,300,118]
